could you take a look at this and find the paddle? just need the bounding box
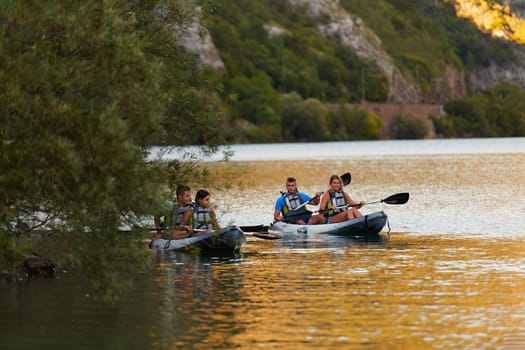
[239,224,268,233]
[293,172,352,211]
[348,192,409,207]
[287,192,410,216]
[145,227,209,233]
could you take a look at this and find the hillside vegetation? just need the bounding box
[205,0,525,141]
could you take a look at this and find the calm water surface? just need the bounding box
[1,138,525,349]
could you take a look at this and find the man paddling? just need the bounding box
[153,185,193,241]
[274,177,323,224]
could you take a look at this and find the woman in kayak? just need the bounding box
[314,174,365,224]
[189,189,221,234]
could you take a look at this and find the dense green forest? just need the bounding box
[206,0,525,141]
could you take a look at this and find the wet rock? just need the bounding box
[23,253,55,277]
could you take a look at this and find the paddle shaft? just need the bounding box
[148,227,210,233]
[288,192,410,216]
[342,192,410,208]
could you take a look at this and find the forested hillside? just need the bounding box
[199,0,525,141]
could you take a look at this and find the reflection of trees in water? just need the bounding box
[150,251,246,349]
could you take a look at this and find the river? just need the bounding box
[1,138,524,349]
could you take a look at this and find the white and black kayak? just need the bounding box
[240,192,407,240]
[150,226,246,254]
[268,211,389,239]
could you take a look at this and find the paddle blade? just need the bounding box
[341,172,351,186]
[239,224,267,233]
[382,192,409,205]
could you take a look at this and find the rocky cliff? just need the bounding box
[178,0,525,103]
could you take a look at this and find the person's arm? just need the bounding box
[154,215,162,228]
[211,208,220,231]
[299,192,313,206]
[319,193,330,211]
[345,192,364,208]
[308,192,323,205]
[274,197,284,221]
[179,209,193,232]
[299,192,323,206]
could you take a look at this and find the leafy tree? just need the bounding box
[442,98,492,136]
[437,82,525,137]
[227,72,281,128]
[0,0,223,300]
[330,108,383,140]
[281,93,330,142]
[391,115,428,139]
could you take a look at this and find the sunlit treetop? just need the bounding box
[449,0,525,45]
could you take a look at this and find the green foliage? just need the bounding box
[0,0,223,300]
[330,108,383,140]
[208,0,389,142]
[281,93,330,142]
[201,0,524,141]
[391,115,429,139]
[437,82,525,137]
[415,0,517,69]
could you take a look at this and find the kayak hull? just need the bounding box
[268,211,388,238]
[150,226,246,254]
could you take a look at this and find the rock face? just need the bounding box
[470,48,525,91]
[509,0,525,17]
[289,0,422,103]
[289,0,470,103]
[175,0,525,103]
[175,20,226,74]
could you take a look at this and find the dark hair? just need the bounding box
[195,189,210,203]
[176,185,190,197]
[286,177,297,183]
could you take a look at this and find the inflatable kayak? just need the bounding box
[268,211,388,239]
[150,226,246,254]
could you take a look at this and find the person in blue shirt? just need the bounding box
[274,177,323,224]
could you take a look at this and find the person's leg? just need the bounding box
[328,211,350,223]
[307,214,326,224]
[348,208,362,219]
[291,213,313,225]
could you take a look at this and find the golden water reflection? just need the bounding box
[229,235,525,349]
[205,154,525,235]
[150,153,525,349]
[1,152,523,350]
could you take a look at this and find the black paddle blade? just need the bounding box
[341,172,351,186]
[239,225,269,233]
[382,192,409,205]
